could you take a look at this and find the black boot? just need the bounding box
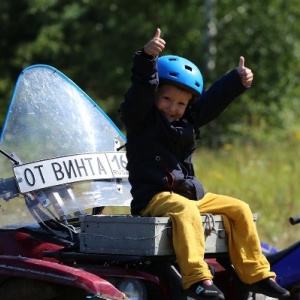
[247,278,290,298]
[187,280,225,300]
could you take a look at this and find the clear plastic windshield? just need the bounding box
[0,65,131,229]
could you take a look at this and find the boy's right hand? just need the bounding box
[143,28,166,56]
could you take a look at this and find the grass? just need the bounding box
[193,138,300,250]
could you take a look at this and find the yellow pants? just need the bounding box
[141,191,275,289]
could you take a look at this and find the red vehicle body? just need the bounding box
[0,220,240,299]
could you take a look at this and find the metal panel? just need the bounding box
[79,214,233,256]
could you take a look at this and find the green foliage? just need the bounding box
[0,0,299,143]
[199,0,300,146]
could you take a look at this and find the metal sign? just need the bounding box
[13,152,128,193]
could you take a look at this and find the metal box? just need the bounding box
[79,214,231,256]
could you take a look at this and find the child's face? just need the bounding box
[155,84,192,123]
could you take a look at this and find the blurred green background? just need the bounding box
[1,0,300,249]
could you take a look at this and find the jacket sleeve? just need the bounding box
[190,69,247,128]
[120,51,158,129]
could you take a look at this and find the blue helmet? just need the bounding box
[158,55,203,96]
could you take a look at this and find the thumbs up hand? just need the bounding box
[143,28,166,56]
[237,56,253,88]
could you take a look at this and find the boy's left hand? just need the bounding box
[237,56,253,88]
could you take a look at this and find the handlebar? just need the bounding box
[289,216,300,225]
[0,177,19,201]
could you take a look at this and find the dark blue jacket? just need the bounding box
[120,51,247,215]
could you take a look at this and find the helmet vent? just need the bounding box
[195,81,200,87]
[185,65,192,72]
[169,72,179,78]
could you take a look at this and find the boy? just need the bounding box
[120,28,289,299]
